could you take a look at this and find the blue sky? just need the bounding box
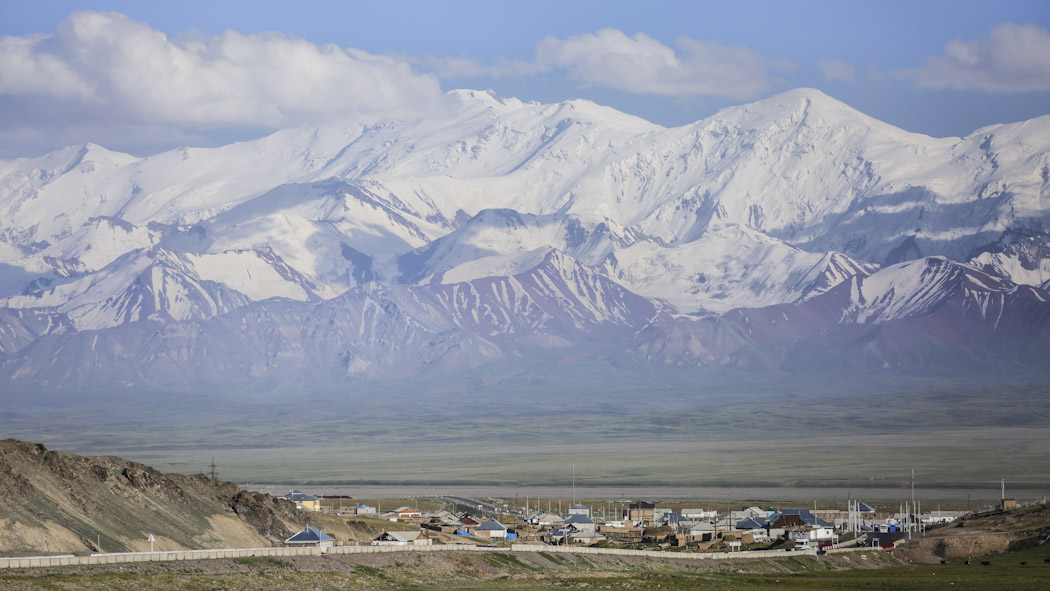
[1,0,1048,157]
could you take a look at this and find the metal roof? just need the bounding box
[775,509,832,528]
[379,530,421,542]
[285,526,333,543]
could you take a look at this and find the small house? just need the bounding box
[475,519,509,539]
[680,508,715,520]
[284,526,334,549]
[371,530,432,546]
[529,512,564,527]
[563,514,596,533]
[283,490,322,512]
[393,507,423,519]
[736,517,770,540]
[626,501,656,525]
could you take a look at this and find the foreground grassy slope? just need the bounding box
[2,545,1049,591]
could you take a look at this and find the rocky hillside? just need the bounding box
[913,504,1050,560]
[0,439,305,555]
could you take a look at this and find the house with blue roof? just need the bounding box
[476,519,509,539]
[282,490,321,512]
[856,502,876,514]
[563,514,596,533]
[284,526,334,549]
[774,509,833,528]
[656,512,682,528]
[735,517,771,541]
[769,509,835,542]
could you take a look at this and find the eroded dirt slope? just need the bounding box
[0,439,305,554]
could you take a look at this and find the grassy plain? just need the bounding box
[2,545,1049,591]
[4,381,1048,497]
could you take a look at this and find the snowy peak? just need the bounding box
[446,88,658,134]
[430,247,665,341]
[969,232,1050,288]
[838,256,1041,324]
[797,252,880,300]
[0,142,138,176]
[397,208,636,284]
[446,89,529,116]
[2,88,1050,389]
[2,247,259,330]
[734,88,900,131]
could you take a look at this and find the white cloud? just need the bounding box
[819,59,855,82]
[905,23,1050,92]
[533,29,772,99]
[0,10,445,132]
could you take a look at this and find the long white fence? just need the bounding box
[0,541,882,570]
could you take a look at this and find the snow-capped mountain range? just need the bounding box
[1,88,1049,392]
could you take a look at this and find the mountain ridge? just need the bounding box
[1,87,1049,392]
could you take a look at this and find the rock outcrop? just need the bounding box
[0,439,305,554]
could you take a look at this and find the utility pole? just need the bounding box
[209,457,218,483]
[847,500,853,535]
[910,469,915,540]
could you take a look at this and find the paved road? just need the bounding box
[444,496,501,514]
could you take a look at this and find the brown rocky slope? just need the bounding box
[912,503,1050,560]
[0,439,305,555]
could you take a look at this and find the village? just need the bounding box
[276,489,978,553]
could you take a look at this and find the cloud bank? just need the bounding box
[906,23,1050,92]
[0,11,444,134]
[429,29,775,100]
[535,29,773,99]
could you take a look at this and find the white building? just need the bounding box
[371,530,432,546]
[476,519,509,539]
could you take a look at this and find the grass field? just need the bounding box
[2,545,1049,590]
